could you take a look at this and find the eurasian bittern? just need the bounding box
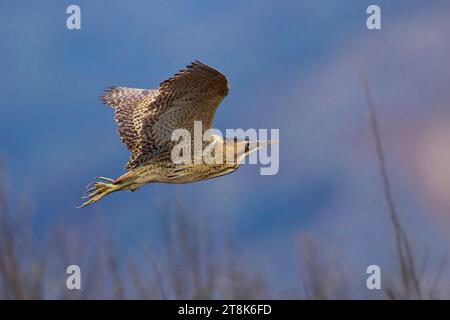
[79,61,274,208]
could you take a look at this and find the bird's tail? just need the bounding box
[78,175,137,208]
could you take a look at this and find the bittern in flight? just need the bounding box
[80,61,274,208]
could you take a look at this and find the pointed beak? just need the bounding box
[257,140,279,148]
[236,140,278,163]
[246,140,278,155]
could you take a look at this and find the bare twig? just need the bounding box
[360,69,422,299]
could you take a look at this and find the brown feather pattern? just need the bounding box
[100,61,229,169]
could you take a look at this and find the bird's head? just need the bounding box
[224,137,278,164]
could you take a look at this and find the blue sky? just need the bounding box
[1,1,450,297]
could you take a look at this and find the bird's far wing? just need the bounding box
[126,61,229,169]
[100,86,160,162]
[101,86,157,109]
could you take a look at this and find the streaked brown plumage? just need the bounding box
[79,61,271,208]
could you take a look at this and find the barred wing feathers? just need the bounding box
[100,61,229,169]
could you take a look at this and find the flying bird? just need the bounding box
[79,61,274,208]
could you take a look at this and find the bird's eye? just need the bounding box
[245,141,250,153]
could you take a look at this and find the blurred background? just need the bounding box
[1,0,449,299]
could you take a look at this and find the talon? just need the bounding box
[84,186,97,195]
[84,188,103,198]
[85,181,96,190]
[96,176,115,183]
[85,184,104,196]
[77,197,97,208]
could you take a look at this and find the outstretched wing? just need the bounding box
[102,61,229,170]
[101,86,159,160]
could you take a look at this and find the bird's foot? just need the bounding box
[78,177,118,208]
